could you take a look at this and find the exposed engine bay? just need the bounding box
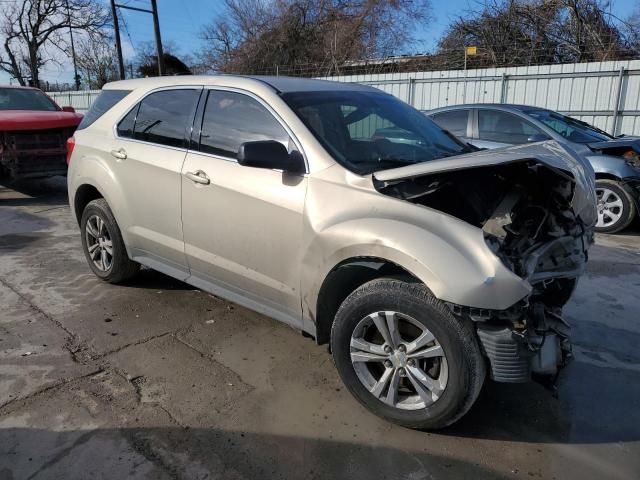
[374,156,595,386]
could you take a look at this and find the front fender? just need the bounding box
[302,212,532,321]
[587,154,640,180]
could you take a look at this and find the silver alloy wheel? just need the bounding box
[85,214,113,271]
[596,187,624,228]
[350,311,448,410]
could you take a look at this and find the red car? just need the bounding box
[0,85,83,181]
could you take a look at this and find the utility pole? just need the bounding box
[112,1,165,77]
[110,0,125,80]
[150,0,165,76]
[65,0,81,90]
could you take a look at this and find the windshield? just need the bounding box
[0,88,59,112]
[527,109,611,143]
[282,90,472,174]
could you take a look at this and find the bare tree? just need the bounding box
[436,0,638,69]
[0,0,109,87]
[76,34,118,89]
[199,0,432,76]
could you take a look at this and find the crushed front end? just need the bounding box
[375,142,597,385]
[0,127,73,180]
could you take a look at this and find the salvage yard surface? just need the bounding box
[1,177,639,480]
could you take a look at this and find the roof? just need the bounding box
[103,74,378,94]
[0,84,40,90]
[429,103,550,114]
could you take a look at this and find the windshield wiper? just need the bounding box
[364,158,418,173]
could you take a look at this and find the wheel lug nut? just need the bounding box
[384,346,392,354]
[408,359,415,367]
[384,360,392,368]
[398,344,406,352]
[398,367,405,375]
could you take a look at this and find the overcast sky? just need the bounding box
[1,0,638,86]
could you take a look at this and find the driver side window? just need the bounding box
[198,90,292,158]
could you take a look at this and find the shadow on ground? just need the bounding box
[0,177,68,206]
[0,427,510,480]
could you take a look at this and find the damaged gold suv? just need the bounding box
[68,76,596,429]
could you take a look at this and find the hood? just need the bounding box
[587,138,640,151]
[0,110,83,131]
[373,140,597,226]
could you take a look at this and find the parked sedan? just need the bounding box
[428,104,640,233]
[0,85,82,181]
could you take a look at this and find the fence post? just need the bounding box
[408,77,416,106]
[499,73,508,103]
[611,66,625,136]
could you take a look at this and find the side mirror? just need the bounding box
[527,133,549,143]
[237,141,305,174]
[62,106,76,113]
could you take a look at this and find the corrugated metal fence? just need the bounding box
[48,59,640,136]
[322,59,640,136]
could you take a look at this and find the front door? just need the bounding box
[181,89,307,326]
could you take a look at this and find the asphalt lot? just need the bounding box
[1,176,639,480]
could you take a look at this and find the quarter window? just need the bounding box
[117,104,138,138]
[199,90,290,158]
[478,110,543,144]
[126,89,199,148]
[431,110,469,137]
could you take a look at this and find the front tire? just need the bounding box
[595,179,636,234]
[330,278,485,430]
[80,198,139,283]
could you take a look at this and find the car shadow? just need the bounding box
[440,355,640,444]
[0,427,511,479]
[0,176,69,207]
[119,268,197,292]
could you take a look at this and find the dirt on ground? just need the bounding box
[1,177,639,480]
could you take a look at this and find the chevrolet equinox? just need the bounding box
[67,76,596,429]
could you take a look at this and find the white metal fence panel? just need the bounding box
[47,90,101,112]
[321,59,640,136]
[48,59,640,135]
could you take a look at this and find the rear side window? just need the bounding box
[77,89,131,130]
[117,104,138,138]
[431,110,469,137]
[131,89,200,148]
[478,110,543,144]
[198,90,290,157]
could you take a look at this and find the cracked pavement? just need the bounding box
[1,177,639,480]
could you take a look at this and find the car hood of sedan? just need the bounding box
[588,137,640,152]
[0,110,83,131]
[373,140,597,227]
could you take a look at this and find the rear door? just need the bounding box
[181,88,307,326]
[430,109,471,142]
[112,87,201,277]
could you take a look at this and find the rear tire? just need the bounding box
[330,277,485,430]
[595,179,636,234]
[80,198,139,283]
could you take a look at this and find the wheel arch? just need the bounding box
[314,257,420,345]
[73,183,104,225]
[594,172,621,181]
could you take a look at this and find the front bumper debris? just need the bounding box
[0,128,72,179]
[476,304,572,384]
